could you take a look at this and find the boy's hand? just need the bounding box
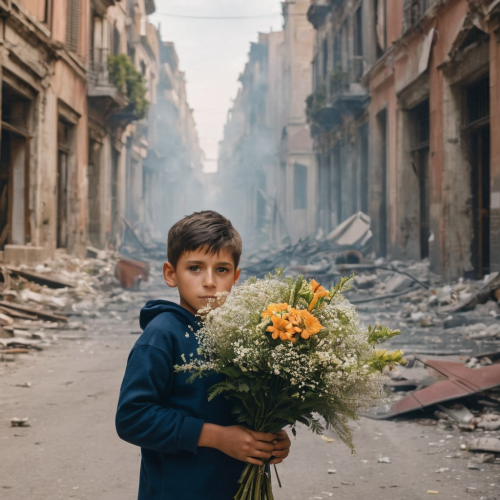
[269,429,291,464]
[198,424,276,465]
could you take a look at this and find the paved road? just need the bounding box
[1,278,498,500]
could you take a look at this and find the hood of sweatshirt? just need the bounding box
[139,299,198,331]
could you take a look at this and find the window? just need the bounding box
[333,34,342,69]
[403,0,435,31]
[375,0,386,58]
[322,39,328,80]
[66,0,80,52]
[354,7,363,57]
[467,77,490,125]
[294,163,308,210]
[113,22,121,55]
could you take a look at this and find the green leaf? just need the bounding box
[289,275,304,307]
[221,366,243,379]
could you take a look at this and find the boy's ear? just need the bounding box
[234,268,241,285]
[163,262,177,288]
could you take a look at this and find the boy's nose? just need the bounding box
[203,271,216,287]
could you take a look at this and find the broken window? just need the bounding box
[0,83,33,248]
[293,163,308,210]
[66,0,80,53]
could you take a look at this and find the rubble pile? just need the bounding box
[0,248,154,361]
[242,219,500,465]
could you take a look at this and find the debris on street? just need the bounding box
[0,248,160,360]
[10,417,30,427]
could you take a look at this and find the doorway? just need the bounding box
[376,109,388,256]
[467,77,490,278]
[57,118,75,248]
[410,99,430,259]
[0,83,32,248]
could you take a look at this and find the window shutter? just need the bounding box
[66,0,80,53]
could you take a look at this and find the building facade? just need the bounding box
[0,0,92,256]
[0,0,203,259]
[218,0,316,249]
[307,0,500,280]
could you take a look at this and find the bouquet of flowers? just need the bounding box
[177,272,405,500]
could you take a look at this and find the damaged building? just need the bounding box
[217,0,316,249]
[0,0,203,262]
[307,0,500,280]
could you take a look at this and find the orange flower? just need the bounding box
[261,303,290,319]
[308,279,330,312]
[266,315,297,342]
[291,308,324,339]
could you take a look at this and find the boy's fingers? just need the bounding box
[272,440,290,451]
[254,441,275,452]
[271,449,289,458]
[250,448,273,459]
[275,430,288,439]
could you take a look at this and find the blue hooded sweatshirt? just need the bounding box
[116,300,245,499]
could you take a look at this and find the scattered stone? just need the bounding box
[10,417,30,427]
[471,453,495,464]
[443,316,470,329]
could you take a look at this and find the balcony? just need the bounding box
[307,1,330,29]
[309,58,368,131]
[88,48,128,116]
[403,0,437,32]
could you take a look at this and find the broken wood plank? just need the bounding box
[350,289,414,304]
[0,348,30,354]
[0,311,14,326]
[122,217,149,251]
[0,300,67,322]
[337,263,430,289]
[0,306,37,320]
[6,266,75,289]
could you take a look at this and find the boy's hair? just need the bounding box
[167,211,242,269]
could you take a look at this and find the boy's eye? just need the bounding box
[216,267,229,273]
[189,266,200,272]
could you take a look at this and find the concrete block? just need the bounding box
[4,245,47,267]
[384,274,414,294]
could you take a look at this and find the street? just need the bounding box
[1,265,498,500]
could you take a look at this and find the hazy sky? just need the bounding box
[150,1,283,172]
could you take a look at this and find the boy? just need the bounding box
[116,211,291,499]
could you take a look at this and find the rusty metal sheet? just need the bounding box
[363,358,500,420]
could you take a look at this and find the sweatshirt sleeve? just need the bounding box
[115,344,204,454]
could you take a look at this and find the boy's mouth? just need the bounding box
[199,296,216,299]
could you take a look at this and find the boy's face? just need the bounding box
[163,247,241,316]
